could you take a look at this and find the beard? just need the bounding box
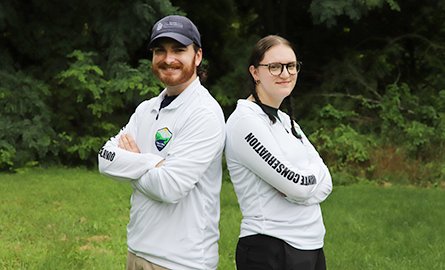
[152,55,197,87]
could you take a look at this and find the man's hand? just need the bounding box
[155,160,165,168]
[118,134,141,153]
[119,134,165,167]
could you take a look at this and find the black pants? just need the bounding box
[236,234,326,270]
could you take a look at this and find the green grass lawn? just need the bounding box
[1,168,444,269]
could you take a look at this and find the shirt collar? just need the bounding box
[154,77,201,112]
[237,99,289,124]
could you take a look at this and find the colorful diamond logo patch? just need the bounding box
[155,127,172,151]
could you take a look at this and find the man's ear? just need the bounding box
[195,48,203,67]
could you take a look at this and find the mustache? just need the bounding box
[157,62,182,69]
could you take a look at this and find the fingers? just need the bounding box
[118,134,140,153]
[155,159,165,168]
[127,135,141,153]
[118,134,129,149]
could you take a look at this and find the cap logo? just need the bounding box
[165,21,184,29]
[149,15,201,48]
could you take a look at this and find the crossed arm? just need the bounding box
[118,134,164,168]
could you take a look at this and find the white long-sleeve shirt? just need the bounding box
[98,78,225,270]
[225,99,332,250]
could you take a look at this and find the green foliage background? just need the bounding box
[1,0,444,185]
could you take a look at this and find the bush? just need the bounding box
[310,122,375,185]
[53,50,163,166]
[0,71,56,171]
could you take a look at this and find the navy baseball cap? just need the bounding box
[149,15,201,48]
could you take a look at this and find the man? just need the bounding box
[98,15,225,270]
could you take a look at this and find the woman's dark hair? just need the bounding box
[248,35,301,139]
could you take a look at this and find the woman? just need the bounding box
[225,35,333,270]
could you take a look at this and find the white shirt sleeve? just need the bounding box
[98,106,164,181]
[284,122,333,205]
[132,109,224,204]
[285,163,332,205]
[227,114,330,203]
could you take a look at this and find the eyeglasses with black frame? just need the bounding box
[258,61,302,76]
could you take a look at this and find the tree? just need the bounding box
[0,0,178,170]
[174,0,445,184]
[1,0,444,184]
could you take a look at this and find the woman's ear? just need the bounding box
[249,65,259,81]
